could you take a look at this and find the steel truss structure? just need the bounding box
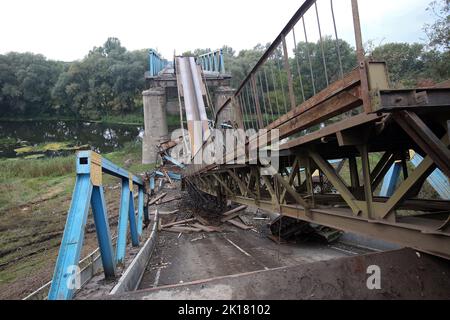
[185,0,450,259]
[48,151,146,300]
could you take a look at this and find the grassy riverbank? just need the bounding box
[0,141,148,212]
[0,141,153,299]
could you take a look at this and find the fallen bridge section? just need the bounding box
[106,248,450,300]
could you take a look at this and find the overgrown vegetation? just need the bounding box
[0,156,74,180]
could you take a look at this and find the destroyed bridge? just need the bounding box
[29,0,450,300]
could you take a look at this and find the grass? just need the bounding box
[167,114,182,128]
[97,113,144,125]
[0,139,155,298]
[0,137,16,145]
[0,156,74,180]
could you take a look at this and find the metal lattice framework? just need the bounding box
[185,0,450,259]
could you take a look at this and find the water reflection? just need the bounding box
[0,120,144,158]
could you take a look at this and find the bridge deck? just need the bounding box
[138,224,355,291]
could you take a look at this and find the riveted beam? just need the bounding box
[274,174,309,209]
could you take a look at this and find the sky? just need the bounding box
[0,0,436,62]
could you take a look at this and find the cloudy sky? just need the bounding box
[0,0,435,61]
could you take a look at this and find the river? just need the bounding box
[0,120,145,159]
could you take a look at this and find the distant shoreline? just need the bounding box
[0,116,144,126]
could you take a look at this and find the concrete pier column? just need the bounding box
[142,88,168,164]
[214,86,235,127]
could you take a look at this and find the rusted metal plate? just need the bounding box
[106,249,450,300]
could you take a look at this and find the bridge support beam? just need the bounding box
[48,151,145,300]
[142,88,168,164]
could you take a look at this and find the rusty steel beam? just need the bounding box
[351,0,372,114]
[281,33,296,111]
[189,177,450,259]
[184,0,450,262]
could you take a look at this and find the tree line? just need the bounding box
[0,38,147,119]
[0,0,448,120]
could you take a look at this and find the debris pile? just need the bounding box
[158,205,254,234]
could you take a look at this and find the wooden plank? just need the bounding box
[159,209,179,215]
[163,170,173,185]
[222,205,247,216]
[163,226,202,233]
[221,212,242,223]
[161,218,196,229]
[191,223,216,232]
[227,219,253,230]
[195,215,210,226]
[158,196,182,205]
[149,193,167,205]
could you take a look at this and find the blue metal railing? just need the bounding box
[48,151,145,300]
[197,49,225,73]
[148,49,168,77]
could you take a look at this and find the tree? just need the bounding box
[0,53,62,117]
[52,38,148,118]
[424,0,450,51]
[371,42,449,87]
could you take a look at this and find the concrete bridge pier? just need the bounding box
[142,88,168,164]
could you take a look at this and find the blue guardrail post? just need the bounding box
[48,151,144,300]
